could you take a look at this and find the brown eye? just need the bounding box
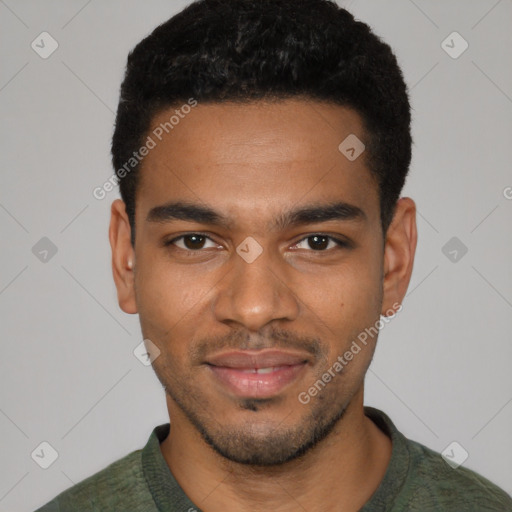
[307,235,329,250]
[293,235,347,251]
[182,234,206,250]
[165,234,218,251]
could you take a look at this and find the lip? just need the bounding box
[205,350,310,399]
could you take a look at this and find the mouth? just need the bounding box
[205,350,310,399]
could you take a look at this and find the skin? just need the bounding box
[109,98,417,512]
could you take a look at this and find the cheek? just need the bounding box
[310,263,381,322]
[304,262,383,370]
[134,261,205,336]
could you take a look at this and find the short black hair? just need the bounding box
[111,0,412,246]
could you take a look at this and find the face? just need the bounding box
[110,99,416,466]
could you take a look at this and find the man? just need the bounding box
[36,0,512,510]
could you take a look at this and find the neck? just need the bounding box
[160,387,392,512]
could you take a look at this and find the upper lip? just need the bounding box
[205,350,310,369]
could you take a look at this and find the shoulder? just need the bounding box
[402,437,512,511]
[34,448,155,511]
[364,406,512,511]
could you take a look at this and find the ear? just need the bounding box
[109,199,137,314]
[381,197,417,316]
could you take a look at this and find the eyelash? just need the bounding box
[164,233,349,254]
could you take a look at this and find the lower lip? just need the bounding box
[208,363,307,399]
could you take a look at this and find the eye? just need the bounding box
[165,233,220,251]
[292,234,348,251]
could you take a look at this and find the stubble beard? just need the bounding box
[155,364,351,467]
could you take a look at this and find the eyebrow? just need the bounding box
[146,200,367,230]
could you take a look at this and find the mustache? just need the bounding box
[190,327,325,363]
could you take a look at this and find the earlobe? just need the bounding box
[381,197,417,316]
[109,199,138,314]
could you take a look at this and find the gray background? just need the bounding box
[1,0,511,510]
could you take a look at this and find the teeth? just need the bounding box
[255,367,274,374]
[240,367,276,374]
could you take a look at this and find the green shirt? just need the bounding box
[35,406,512,511]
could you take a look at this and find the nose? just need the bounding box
[211,245,300,332]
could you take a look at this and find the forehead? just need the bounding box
[136,99,380,228]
